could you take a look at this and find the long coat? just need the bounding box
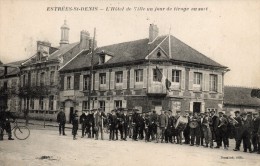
[158,114,168,128]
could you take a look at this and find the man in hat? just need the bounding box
[201,111,213,148]
[72,110,79,140]
[80,110,88,138]
[150,109,158,141]
[0,107,16,141]
[252,112,260,153]
[183,111,191,144]
[94,109,103,140]
[156,110,168,143]
[233,112,253,152]
[210,110,219,147]
[165,110,174,143]
[108,110,117,141]
[88,110,95,138]
[132,109,140,141]
[138,112,146,140]
[57,107,66,136]
[216,111,229,149]
[189,112,201,146]
[121,109,129,141]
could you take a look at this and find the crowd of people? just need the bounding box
[57,108,260,154]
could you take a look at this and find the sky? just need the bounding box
[0,0,259,88]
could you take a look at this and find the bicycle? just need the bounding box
[0,119,30,140]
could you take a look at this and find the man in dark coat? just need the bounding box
[80,111,88,138]
[57,108,66,136]
[150,110,158,141]
[72,110,79,140]
[217,112,229,150]
[0,108,16,140]
[139,113,146,140]
[252,112,260,153]
[233,112,253,153]
[121,109,129,140]
[88,110,95,138]
[132,110,140,141]
[183,111,191,144]
[108,110,117,141]
[165,110,174,143]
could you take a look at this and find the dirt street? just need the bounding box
[0,128,259,166]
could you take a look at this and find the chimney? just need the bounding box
[80,30,90,50]
[60,20,70,47]
[149,24,159,43]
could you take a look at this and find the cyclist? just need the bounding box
[0,107,15,141]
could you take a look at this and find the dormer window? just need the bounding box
[157,50,161,58]
[98,51,112,64]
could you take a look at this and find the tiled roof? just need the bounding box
[0,60,25,77]
[49,42,79,60]
[224,86,260,107]
[60,35,227,72]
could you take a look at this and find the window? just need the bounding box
[49,95,54,110]
[83,75,90,90]
[193,72,202,85]
[50,71,55,85]
[115,71,123,83]
[30,98,34,110]
[209,74,217,92]
[82,101,89,110]
[172,70,181,83]
[99,101,105,111]
[67,76,71,89]
[153,68,163,82]
[100,73,106,85]
[40,73,45,86]
[115,100,122,109]
[135,69,143,82]
[39,97,44,110]
[99,55,105,64]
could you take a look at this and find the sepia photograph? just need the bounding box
[0,0,259,165]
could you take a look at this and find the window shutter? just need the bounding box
[64,76,67,90]
[202,72,206,91]
[204,73,209,91]
[54,71,58,85]
[60,75,64,90]
[110,100,114,111]
[45,71,49,86]
[188,70,193,90]
[217,74,223,93]
[80,75,83,91]
[123,70,128,89]
[74,73,80,90]
[181,69,185,90]
[189,102,193,112]
[168,68,172,83]
[53,97,57,111]
[129,69,134,89]
[143,69,147,88]
[94,73,99,90]
[110,71,115,90]
[71,75,74,90]
[106,72,110,90]
[91,74,94,90]
[148,67,153,88]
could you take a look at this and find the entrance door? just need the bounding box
[193,102,201,113]
[69,107,74,123]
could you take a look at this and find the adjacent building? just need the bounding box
[59,24,229,120]
[223,86,260,116]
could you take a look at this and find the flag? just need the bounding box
[155,66,172,90]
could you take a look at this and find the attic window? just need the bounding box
[157,50,161,58]
[100,55,105,64]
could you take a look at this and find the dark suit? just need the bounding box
[252,117,260,152]
[57,111,66,135]
[121,113,129,140]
